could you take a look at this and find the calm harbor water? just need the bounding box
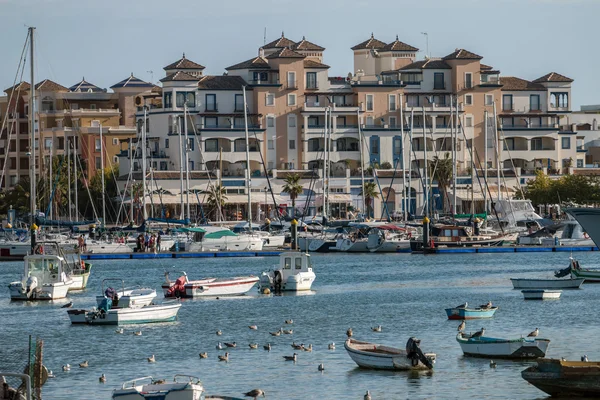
[1,251,600,400]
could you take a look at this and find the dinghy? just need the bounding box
[457,332,550,359]
[344,338,436,371]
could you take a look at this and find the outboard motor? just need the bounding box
[406,337,433,369]
[25,276,38,298]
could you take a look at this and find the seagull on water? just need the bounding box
[371,325,382,332]
[291,342,304,350]
[133,331,142,336]
[62,364,70,371]
[318,363,325,371]
[216,342,223,350]
[61,301,73,308]
[456,302,468,309]
[346,328,353,338]
[48,370,55,378]
[285,319,293,324]
[99,374,106,383]
[199,352,208,359]
[283,353,297,362]
[218,352,229,362]
[282,329,293,335]
[249,325,258,330]
[490,360,497,368]
[147,355,155,363]
[224,342,237,348]
[115,328,124,334]
[458,321,466,332]
[528,328,539,337]
[263,343,271,351]
[582,355,589,362]
[472,328,485,338]
[328,343,335,350]
[243,389,265,399]
[216,330,223,336]
[79,360,89,368]
[269,330,281,337]
[249,343,258,349]
[303,344,313,352]
[364,390,372,400]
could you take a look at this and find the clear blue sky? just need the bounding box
[1,0,598,108]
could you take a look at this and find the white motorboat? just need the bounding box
[522,289,562,300]
[344,338,436,371]
[162,272,259,298]
[60,249,92,291]
[112,375,203,400]
[96,281,157,308]
[9,242,74,301]
[86,240,133,254]
[510,278,584,289]
[334,223,410,253]
[258,251,315,292]
[456,332,550,359]
[184,226,263,252]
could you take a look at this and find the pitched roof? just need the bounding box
[304,59,330,69]
[351,33,387,50]
[263,32,297,49]
[442,48,483,60]
[266,47,305,59]
[35,79,68,92]
[294,37,325,51]
[110,74,154,89]
[163,53,205,70]
[4,81,30,93]
[398,59,451,71]
[533,72,573,83]
[159,71,200,82]
[500,77,546,91]
[69,78,105,93]
[197,75,249,90]
[226,56,271,70]
[382,35,418,52]
[480,63,493,71]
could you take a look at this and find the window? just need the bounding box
[164,92,172,108]
[366,116,374,127]
[371,137,379,154]
[189,160,194,170]
[44,138,53,149]
[188,138,194,151]
[176,92,186,108]
[112,138,118,145]
[267,116,275,127]
[113,156,119,163]
[90,104,97,110]
[10,175,17,186]
[289,139,296,150]
[287,71,296,89]
[434,73,445,90]
[485,94,493,106]
[389,116,397,128]
[287,94,296,106]
[306,72,317,89]
[205,94,217,111]
[95,157,101,170]
[205,139,218,152]
[95,138,101,151]
[234,94,244,112]
[253,71,268,82]
[204,117,218,128]
[389,95,397,111]
[504,138,515,151]
[268,161,274,170]
[366,94,374,111]
[465,94,473,106]
[502,95,513,111]
[465,72,473,89]
[407,95,419,107]
[268,139,274,149]
[185,92,195,108]
[160,161,167,170]
[562,137,571,149]
[531,138,543,151]
[295,257,302,270]
[266,93,275,106]
[530,95,540,111]
[465,116,473,127]
[551,92,569,108]
[308,116,319,127]
[393,137,402,158]
[165,138,169,148]
[577,159,584,168]
[288,115,296,127]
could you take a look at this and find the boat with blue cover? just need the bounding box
[445,304,498,320]
[457,332,550,359]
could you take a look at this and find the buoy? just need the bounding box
[262,288,271,295]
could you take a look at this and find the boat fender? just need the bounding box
[81,260,85,269]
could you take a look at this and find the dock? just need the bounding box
[426,246,599,254]
[81,251,282,260]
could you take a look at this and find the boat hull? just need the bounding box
[259,271,315,292]
[521,289,562,300]
[344,339,435,371]
[68,303,181,325]
[510,278,584,289]
[69,264,92,291]
[571,268,600,282]
[445,307,498,320]
[457,334,549,359]
[112,382,203,400]
[96,289,156,308]
[9,280,73,301]
[522,358,600,397]
[163,277,258,298]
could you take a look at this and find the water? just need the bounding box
[1,251,600,400]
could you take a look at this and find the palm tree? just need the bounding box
[282,173,303,218]
[205,184,227,221]
[429,152,453,213]
[360,181,379,219]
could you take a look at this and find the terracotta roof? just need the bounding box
[480,63,493,71]
[160,71,200,82]
[304,59,330,69]
[111,74,154,89]
[4,81,30,93]
[266,47,305,59]
[533,72,573,83]
[197,75,249,90]
[294,37,325,51]
[263,32,297,49]
[351,33,387,50]
[500,77,546,91]
[163,54,205,70]
[398,59,451,71]
[69,78,105,93]
[442,48,483,60]
[226,56,271,70]
[382,35,418,52]
[35,79,68,92]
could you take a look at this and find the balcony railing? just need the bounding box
[248,79,280,85]
[305,83,319,90]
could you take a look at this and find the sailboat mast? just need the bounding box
[242,86,252,230]
[323,107,329,218]
[493,101,502,201]
[358,109,365,217]
[422,108,428,217]
[29,27,36,229]
[184,104,190,222]
[452,95,457,216]
[484,110,488,212]
[142,107,148,221]
[400,94,407,221]
[129,138,134,223]
[100,122,106,227]
[67,138,72,221]
[177,112,184,220]
[49,147,53,220]
[74,133,78,222]
[408,109,413,217]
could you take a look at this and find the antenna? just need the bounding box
[264,27,267,45]
[421,32,429,58]
[147,70,154,84]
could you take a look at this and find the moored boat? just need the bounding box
[162,272,259,298]
[258,251,315,292]
[112,375,203,400]
[510,278,584,289]
[97,284,156,308]
[344,338,435,371]
[522,358,600,397]
[521,289,562,300]
[457,332,550,359]
[568,257,600,282]
[445,306,498,320]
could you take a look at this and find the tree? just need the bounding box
[282,173,303,217]
[205,184,227,221]
[360,181,379,218]
[429,152,453,213]
[89,163,120,224]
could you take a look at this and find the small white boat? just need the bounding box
[258,251,316,292]
[510,278,584,289]
[456,332,550,359]
[97,285,157,308]
[112,375,203,400]
[522,289,562,300]
[344,338,436,371]
[162,272,258,298]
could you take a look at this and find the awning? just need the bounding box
[223,194,287,204]
[179,227,207,233]
[448,190,486,201]
[314,194,352,206]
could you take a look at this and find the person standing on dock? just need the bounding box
[157,233,162,252]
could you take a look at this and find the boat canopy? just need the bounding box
[179,227,207,233]
[204,230,237,239]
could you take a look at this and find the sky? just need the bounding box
[1,0,599,108]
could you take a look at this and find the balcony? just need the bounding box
[404,103,463,113]
[501,124,559,132]
[302,102,360,114]
[41,108,120,117]
[351,80,403,87]
[248,78,280,86]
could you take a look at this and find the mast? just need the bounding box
[422,108,428,216]
[67,138,71,222]
[48,147,52,220]
[451,95,457,217]
[400,94,407,221]
[408,110,414,217]
[100,122,106,227]
[242,86,252,230]
[184,104,190,222]
[358,109,366,217]
[74,132,78,222]
[483,110,488,212]
[493,101,502,201]
[177,112,184,220]
[142,106,148,221]
[29,27,36,230]
[323,107,329,218]
[129,138,134,224]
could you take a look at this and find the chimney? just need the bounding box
[259,47,265,58]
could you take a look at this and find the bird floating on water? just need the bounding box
[79,360,89,368]
[243,388,265,399]
[282,329,293,335]
[283,353,298,362]
[216,342,223,350]
[263,343,271,351]
[133,331,142,336]
[48,370,55,378]
[249,325,258,330]
[458,321,466,332]
[371,325,382,332]
[528,328,539,337]
[318,363,325,371]
[61,301,73,308]
[199,352,208,359]
[99,374,106,383]
[269,330,281,337]
[147,355,155,363]
[249,343,258,349]
[285,319,293,324]
[328,343,335,350]
[582,355,589,362]
[303,344,313,352]
[216,330,223,336]
[364,390,372,400]
[456,302,468,309]
[472,328,485,338]
[62,364,70,371]
[490,360,497,368]
[224,342,237,348]
[116,328,124,334]
[346,328,353,338]
[218,352,229,362]
[291,342,304,350]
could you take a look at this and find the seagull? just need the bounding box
[199,352,208,359]
[291,342,304,350]
[582,355,589,362]
[528,328,539,337]
[472,328,485,338]
[147,355,155,363]
[248,325,258,330]
[480,301,493,310]
[285,319,293,324]
[458,321,466,332]
[218,352,229,362]
[346,328,353,338]
[328,343,335,350]
[303,344,313,352]
[79,360,89,368]
[216,330,222,336]
[62,364,70,371]
[490,360,496,368]
[456,302,468,309]
[371,325,382,332]
[61,301,73,308]
[318,363,325,371]
[249,343,258,349]
[364,390,372,400]
[263,343,271,351]
[283,353,298,362]
[48,370,55,378]
[216,342,223,350]
[115,328,124,334]
[224,342,237,348]
[282,329,293,335]
[99,374,106,383]
[243,389,266,399]
[133,331,142,336]
[561,357,566,361]
[269,330,281,337]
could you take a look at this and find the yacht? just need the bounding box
[184,226,263,252]
[259,251,316,292]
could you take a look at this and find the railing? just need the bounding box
[248,79,280,85]
[502,124,558,129]
[307,124,325,129]
[305,83,319,90]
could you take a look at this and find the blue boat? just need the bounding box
[445,306,498,320]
